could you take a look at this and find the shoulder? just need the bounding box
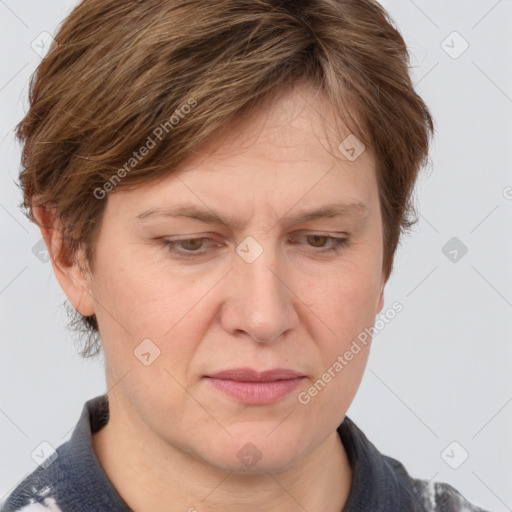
[410,476,492,512]
[339,417,493,512]
[1,446,68,512]
[1,478,64,512]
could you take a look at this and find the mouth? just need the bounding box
[203,367,306,405]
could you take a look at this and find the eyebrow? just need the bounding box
[134,202,370,229]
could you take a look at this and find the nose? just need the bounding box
[219,237,299,344]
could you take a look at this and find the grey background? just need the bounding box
[1,0,511,510]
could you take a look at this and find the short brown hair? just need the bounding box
[16,0,434,357]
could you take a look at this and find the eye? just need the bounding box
[160,233,349,259]
[161,237,217,258]
[291,233,349,253]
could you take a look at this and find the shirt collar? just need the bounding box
[66,394,422,511]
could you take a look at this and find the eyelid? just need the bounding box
[160,232,350,259]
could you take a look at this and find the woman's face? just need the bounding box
[74,83,386,473]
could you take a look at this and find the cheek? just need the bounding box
[90,257,211,382]
[91,250,198,336]
[296,269,377,419]
[300,262,381,335]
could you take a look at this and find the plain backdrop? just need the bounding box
[1,1,511,510]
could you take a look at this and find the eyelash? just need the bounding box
[160,234,349,259]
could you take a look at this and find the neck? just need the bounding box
[92,395,353,512]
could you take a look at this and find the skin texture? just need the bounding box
[36,82,387,512]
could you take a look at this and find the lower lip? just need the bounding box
[205,377,305,405]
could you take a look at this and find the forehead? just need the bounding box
[105,83,377,223]
[194,81,367,162]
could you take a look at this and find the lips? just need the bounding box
[205,367,304,382]
[204,367,306,405]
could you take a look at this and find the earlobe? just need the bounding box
[33,204,96,317]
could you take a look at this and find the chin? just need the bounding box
[198,432,303,475]
[208,450,300,476]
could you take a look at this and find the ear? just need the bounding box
[33,204,95,317]
[376,271,387,315]
[376,286,384,314]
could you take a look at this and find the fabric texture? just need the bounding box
[1,395,491,512]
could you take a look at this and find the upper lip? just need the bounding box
[205,368,304,382]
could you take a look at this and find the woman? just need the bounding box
[2,0,491,511]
